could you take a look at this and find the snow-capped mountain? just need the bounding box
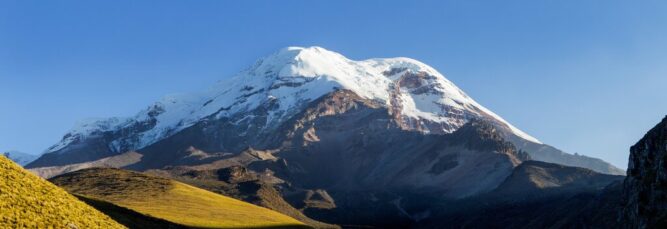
[43,47,536,153]
[23,46,629,227]
[28,46,621,176]
[3,151,38,166]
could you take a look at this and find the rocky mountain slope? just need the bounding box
[493,160,623,198]
[417,115,667,229]
[0,155,124,228]
[417,161,624,229]
[129,91,528,196]
[27,46,621,175]
[622,115,667,228]
[114,91,531,227]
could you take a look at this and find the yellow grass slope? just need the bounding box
[50,168,309,228]
[0,156,124,229]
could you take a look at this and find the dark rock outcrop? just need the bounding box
[622,116,667,228]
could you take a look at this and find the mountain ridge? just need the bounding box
[27,46,621,175]
[36,46,539,156]
[3,151,38,166]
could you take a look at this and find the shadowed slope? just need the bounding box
[494,160,623,197]
[622,115,667,228]
[147,167,339,229]
[417,161,624,229]
[0,156,124,228]
[49,168,309,229]
[74,195,188,229]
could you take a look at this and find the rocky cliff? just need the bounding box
[623,116,667,228]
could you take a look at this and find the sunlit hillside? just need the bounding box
[50,168,310,229]
[0,156,124,228]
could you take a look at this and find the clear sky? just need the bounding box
[2,1,666,169]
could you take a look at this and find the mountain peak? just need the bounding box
[249,46,439,83]
[238,46,541,141]
[250,46,347,78]
[42,46,544,159]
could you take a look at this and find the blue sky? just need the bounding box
[2,1,666,169]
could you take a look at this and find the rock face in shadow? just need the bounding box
[416,161,624,229]
[263,91,528,198]
[622,116,667,228]
[507,136,626,175]
[494,160,623,198]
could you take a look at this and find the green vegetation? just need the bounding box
[50,168,310,228]
[0,155,124,229]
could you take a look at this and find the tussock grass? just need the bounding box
[0,156,124,228]
[74,194,188,228]
[51,168,310,228]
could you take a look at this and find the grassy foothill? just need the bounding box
[50,168,310,229]
[0,156,124,229]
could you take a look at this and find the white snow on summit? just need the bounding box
[45,46,540,155]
